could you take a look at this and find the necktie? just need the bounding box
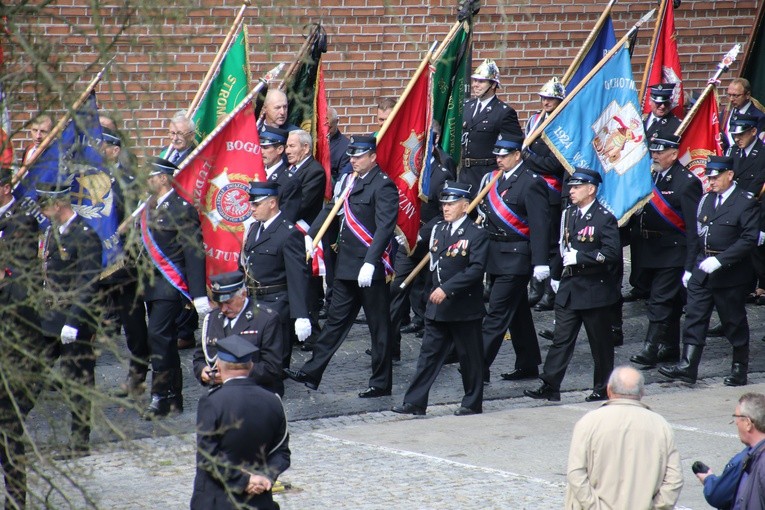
[170,151,181,164]
[739,148,747,162]
[655,172,662,185]
[288,165,297,177]
[473,102,483,118]
[223,320,232,336]
[255,223,263,241]
[715,194,723,210]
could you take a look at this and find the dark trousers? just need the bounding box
[146,298,184,385]
[255,292,292,369]
[104,278,149,377]
[301,278,392,390]
[541,304,614,394]
[644,266,685,324]
[389,249,426,356]
[752,247,765,289]
[175,306,198,342]
[43,335,96,447]
[684,276,749,348]
[404,318,484,411]
[482,273,541,378]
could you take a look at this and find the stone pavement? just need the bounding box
[27,378,765,509]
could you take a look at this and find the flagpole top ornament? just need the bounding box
[637,9,656,27]
[718,44,741,71]
[263,63,287,84]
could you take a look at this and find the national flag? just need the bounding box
[284,25,331,199]
[192,26,251,143]
[375,62,433,254]
[640,0,684,118]
[678,89,722,192]
[542,46,653,225]
[432,20,471,166]
[565,15,617,90]
[173,99,265,280]
[17,92,122,267]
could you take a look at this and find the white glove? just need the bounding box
[358,262,375,287]
[759,231,765,246]
[60,325,78,344]
[550,279,560,293]
[294,318,312,342]
[394,234,407,247]
[562,249,578,267]
[304,235,317,259]
[193,296,213,315]
[699,256,722,274]
[682,271,691,288]
[532,265,550,282]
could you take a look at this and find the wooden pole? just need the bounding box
[307,171,358,261]
[431,20,464,63]
[561,0,617,86]
[276,24,320,92]
[118,62,286,234]
[187,1,251,117]
[12,57,115,187]
[524,9,655,149]
[637,0,667,110]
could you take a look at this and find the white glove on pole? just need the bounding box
[532,265,550,282]
[358,262,375,288]
[60,325,78,345]
[699,257,722,274]
[550,279,560,293]
[562,249,578,267]
[193,296,213,315]
[294,318,312,342]
[682,271,692,288]
[304,235,317,259]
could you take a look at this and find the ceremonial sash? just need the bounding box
[486,171,530,239]
[295,220,326,277]
[541,174,562,193]
[140,207,192,301]
[342,180,394,276]
[648,185,685,234]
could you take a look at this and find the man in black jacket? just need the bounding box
[392,181,489,416]
[285,135,398,397]
[659,156,759,385]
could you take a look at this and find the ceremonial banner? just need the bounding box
[174,100,266,280]
[0,40,12,167]
[542,46,653,225]
[192,26,251,143]
[741,1,765,102]
[284,25,331,199]
[375,63,433,254]
[566,15,616,91]
[678,89,722,191]
[640,0,684,117]
[432,20,470,166]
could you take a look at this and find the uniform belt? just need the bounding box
[561,266,606,278]
[704,249,723,256]
[640,229,664,239]
[489,233,527,243]
[462,158,495,167]
[248,283,288,296]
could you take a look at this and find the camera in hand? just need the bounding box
[692,461,710,474]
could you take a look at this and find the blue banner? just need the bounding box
[567,16,616,92]
[543,46,653,225]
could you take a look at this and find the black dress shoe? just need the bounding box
[358,386,391,398]
[500,367,539,381]
[524,382,561,401]
[538,328,554,341]
[454,406,481,416]
[143,395,183,420]
[584,391,607,402]
[400,322,424,334]
[533,298,554,312]
[391,403,426,415]
[283,368,319,390]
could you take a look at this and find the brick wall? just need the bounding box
[6,0,756,158]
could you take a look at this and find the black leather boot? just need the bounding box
[724,345,749,386]
[658,344,703,384]
[527,277,546,307]
[143,370,182,420]
[657,319,681,362]
[630,322,666,367]
[534,283,555,311]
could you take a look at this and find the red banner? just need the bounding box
[315,62,332,200]
[642,0,684,118]
[678,90,722,192]
[375,64,433,255]
[174,102,266,281]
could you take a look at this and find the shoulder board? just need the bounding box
[182,201,189,206]
[83,225,90,231]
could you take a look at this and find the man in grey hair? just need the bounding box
[565,366,683,509]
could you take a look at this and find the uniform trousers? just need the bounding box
[103,278,149,377]
[43,335,95,446]
[302,278,392,390]
[404,318,484,412]
[255,291,292,369]
[752,247,765,289]
[541,304,614,394]
[389,248,427,355]
[483,273,541,379]
[146,298,183,373]
[683,276,749,348]
[457,165,492,199]
[644,266,685,323]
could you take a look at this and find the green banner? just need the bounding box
[193,27,251,143]
[432,22,470,163]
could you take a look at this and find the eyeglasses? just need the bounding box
[169,131,192,138]
[731,414,751,424]
[728,93,746,98]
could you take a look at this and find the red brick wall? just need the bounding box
[6,0,756,158]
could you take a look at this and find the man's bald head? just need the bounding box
[607,366,645,400]
[263,89,289,127]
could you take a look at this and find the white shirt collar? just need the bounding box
[0,197,15,217]
[450,214,468,234]
[261,211,281,232]
[718,182,737,204]
[577,200,595,217]
[156,189,174,207]
[58,211,78,235]
[265,162,282,179]
[225,297,250,329]
[503,161,523,180]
